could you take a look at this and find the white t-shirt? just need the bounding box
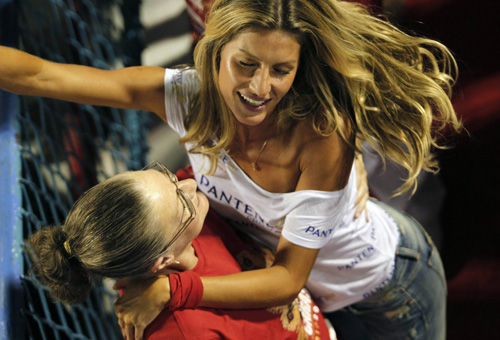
[164,68,400,312]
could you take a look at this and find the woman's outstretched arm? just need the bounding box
[0,46,167,118]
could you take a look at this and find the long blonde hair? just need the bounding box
[181,0,461,194]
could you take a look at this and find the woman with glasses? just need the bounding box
[26,164,335,340]
[2,0,460,339]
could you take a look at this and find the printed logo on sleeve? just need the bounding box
[304,226,334,238]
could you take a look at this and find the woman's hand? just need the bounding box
[354,153,370,221]
[113,276,171,340]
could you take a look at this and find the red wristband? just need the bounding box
[167,271,204,311]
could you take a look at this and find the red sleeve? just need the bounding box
[167,271,203,311]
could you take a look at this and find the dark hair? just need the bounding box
[26,173,170,304]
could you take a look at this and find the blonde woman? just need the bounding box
[1,0,460,339]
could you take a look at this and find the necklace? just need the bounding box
[251,138,269,171]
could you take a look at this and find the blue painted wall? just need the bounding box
[0,0,23,339]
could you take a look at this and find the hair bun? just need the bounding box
[25,226,92,304]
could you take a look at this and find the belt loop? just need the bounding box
[396,247,420,261]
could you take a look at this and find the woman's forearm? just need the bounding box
[0,46,45,95]
[200,265,301,309]
[200,239,320,309]
[0,45,114,103]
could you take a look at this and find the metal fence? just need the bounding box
[0,0,148,339]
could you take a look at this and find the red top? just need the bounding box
[143,208,332,340]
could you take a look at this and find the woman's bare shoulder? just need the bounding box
[294,121,354,192]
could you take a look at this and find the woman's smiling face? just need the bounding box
[218,29,301,126]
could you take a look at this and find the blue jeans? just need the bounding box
[327,200,447,340]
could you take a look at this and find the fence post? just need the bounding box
[0,1,23,339]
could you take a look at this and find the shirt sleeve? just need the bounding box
[281,166,356,249]
[164,68,200,136]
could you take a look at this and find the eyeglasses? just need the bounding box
[142,161,196,250]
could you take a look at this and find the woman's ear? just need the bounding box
[151,256,176,273]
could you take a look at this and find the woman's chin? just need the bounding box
[233,113,268,126]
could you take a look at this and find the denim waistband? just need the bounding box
[373,199,435,262]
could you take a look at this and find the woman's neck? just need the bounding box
[174,243,198,271]
[233,115,279,147]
